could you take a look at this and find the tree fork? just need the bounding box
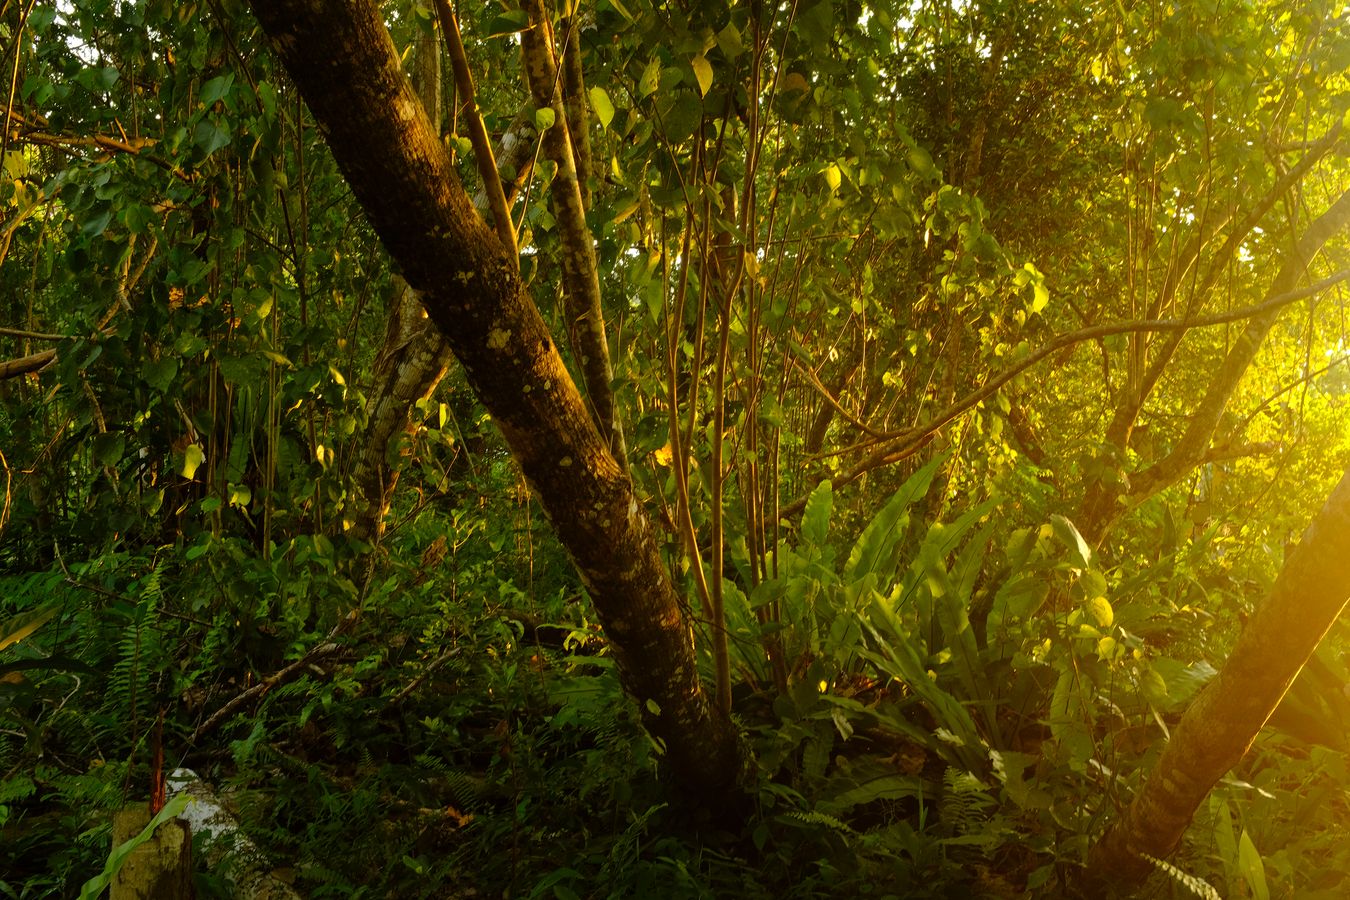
[246,0,743,801]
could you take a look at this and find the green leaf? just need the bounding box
[691,55,713,97]
[1237,829,1269,900]
[0,606,57,653]
[604,0,635,22]
[717,23,744,58]
[193,120,230,157]
[1032,280,1049,314]
[92,432,125,467]
[533,106,556,131]
[484,10,529,37]
[1049,515,1092,569]
[78,794,189,900]
[4,150,28,178]
[589,87,615,130]
[845,453,945,584]
[82,208,113,238]
[801,481,833,547]
[181,443,205,480]
[121,203,155,234]
[662,93,701,143]
[1023,262,1049,313]
[639,59,662,98]
[199,73,234,108]
[1083,595,1113,628]
[143,357,178,393]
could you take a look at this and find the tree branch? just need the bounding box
[433,0,518,262]
[0,348,55,380]
[519,0,625,463]
[776,263,1350,522]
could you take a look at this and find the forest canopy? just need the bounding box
[1,0,1349,896]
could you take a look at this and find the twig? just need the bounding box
[777,265,1350,521]
[434,0,517,261]
[0,325,67,341]
[0,448,10,537]
[189,612,358,743]
[388,646,461,707]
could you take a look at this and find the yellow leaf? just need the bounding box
[823,164,841,193]
[691,55,713,97]
[181,443,205,480]
[1084,595,1114,628]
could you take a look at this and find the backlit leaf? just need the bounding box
[181,443,205,480]
[589,86,615,130]
[691,55,713,97]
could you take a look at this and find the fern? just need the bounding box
[939,767,994,838]
[441,770,483,813]
[785,810,855,833]
[1140,853,1222,900]
[102,601,162,746]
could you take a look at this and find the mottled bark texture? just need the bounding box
[1088,467,1350,885]
[247,0,742,799]
[519,0,625,464]
[348,280,452,582]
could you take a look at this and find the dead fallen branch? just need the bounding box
[190,613,357,743]
[0,349,56,380]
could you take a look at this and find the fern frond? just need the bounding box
[940,767,993,837]
[1139,853,1222,900]
[785,810,855,833]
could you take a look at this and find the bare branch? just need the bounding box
[0,326,67,341]
[776,264,1350,522]
[0,348,55,380]
[434,0,518,262]
[189,613,358,744]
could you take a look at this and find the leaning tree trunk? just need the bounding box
[348,280,453,583]
[1088,467,1350,886]
[246,0,744,801]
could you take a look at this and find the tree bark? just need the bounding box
[0,348,56,380]
[347,25,451,573]
[347,279,452,581]
[1088,466,1350,885]
[519,0,625,464]
[247,0,742,800]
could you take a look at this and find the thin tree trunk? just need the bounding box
[1129,190,1350,499]
[1088,467,1350,885]
[1076,130,1343,545]
[346,22,450,577]
[247,0,743,801]
[519,0,625,464]
[348,280,452,581]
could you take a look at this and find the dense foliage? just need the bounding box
[1,0,1348,896]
